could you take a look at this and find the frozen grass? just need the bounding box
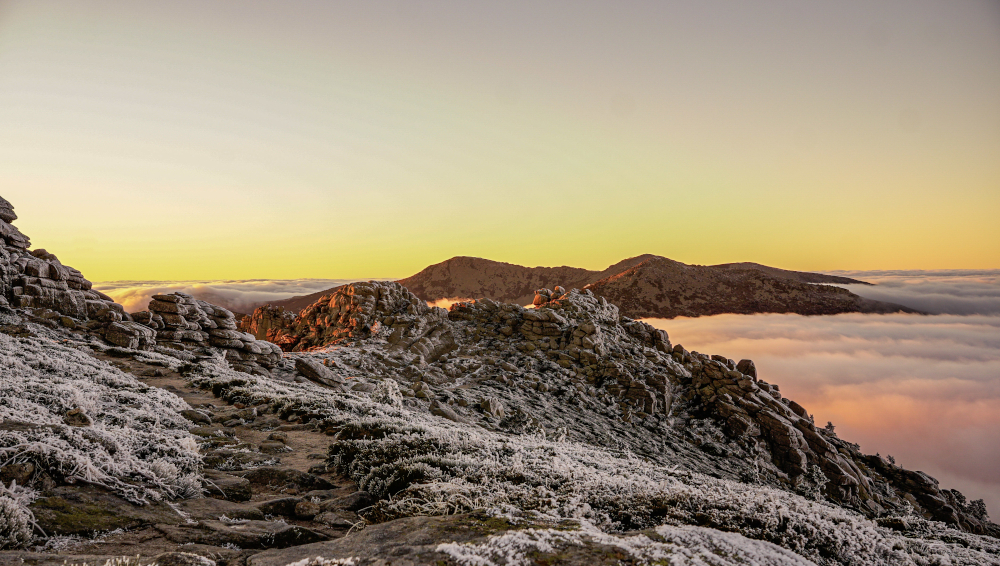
[185,356,1000,566]
[0,484,32,549]
[437,521,820,566]
[281,558,356,566]
[0,332,202,547]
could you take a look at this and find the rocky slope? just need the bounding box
[1,194,996,566]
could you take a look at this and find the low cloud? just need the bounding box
[95,279,364,314]
[643,271,1000,518]
[829,269,1000,315]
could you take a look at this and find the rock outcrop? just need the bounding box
[131,293,283,376]
[267,281,454,355]
[239,304,296,341]
[0,195,128,332]
[0,195,286,377]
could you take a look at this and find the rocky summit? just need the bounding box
[1,194,998,566]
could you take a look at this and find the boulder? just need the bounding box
[202,469,252,502]
[295,358,346,387]
[103,321,157,350]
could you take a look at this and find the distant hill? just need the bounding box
[396,256,598,306]
[256,255,914,319]
[397,255,911,318]
[264,284,350,313]
[583,256,913,318]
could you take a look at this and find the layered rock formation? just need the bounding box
[0,194,283,376]
[258,280,994,538]
[131,293,283,375]
[0,196,128,331]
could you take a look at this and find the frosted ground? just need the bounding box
[4,328,992,564]
[0,330,201,547]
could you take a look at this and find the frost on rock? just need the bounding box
[187,356,1000,566]
[437,521,820,566]
[281,557,356,566]
[0,331,202,546]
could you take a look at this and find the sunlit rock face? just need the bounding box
[239,304,296,341]
[0,194,128,331]
[269,281,444,353]
[266,280,998,537]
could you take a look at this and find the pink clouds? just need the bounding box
[643,308,1000,519]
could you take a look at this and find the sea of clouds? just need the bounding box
[645,270,1000,519]
[94,279,363,314]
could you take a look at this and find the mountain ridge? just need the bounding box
[262,255,912,319]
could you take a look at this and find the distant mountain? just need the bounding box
[250,255,911,319]
[712,262,874,286]
[397,255,913,318]
[583,256,913,318]
[396,256,598,306]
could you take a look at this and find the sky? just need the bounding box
[646,270,1000,518]
[1,1,998,282]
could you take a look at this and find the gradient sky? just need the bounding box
[1,0,998,281]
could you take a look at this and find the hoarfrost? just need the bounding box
[0,331,201,545]
[187,357,1000,566]
[437,520,819,566]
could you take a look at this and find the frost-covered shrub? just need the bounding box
[370,379,403,408]
[184,357,1000,566]
[0,332,203,547]
[0,493,32,549]
[795,465,829,501]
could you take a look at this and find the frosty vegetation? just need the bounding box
[0,332,201,548]
[188,356,1000,566]
[437,521,819,566]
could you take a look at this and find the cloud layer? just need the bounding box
[95,279,362,314]
[832,269,1000,315]
[644,271,1000,518]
